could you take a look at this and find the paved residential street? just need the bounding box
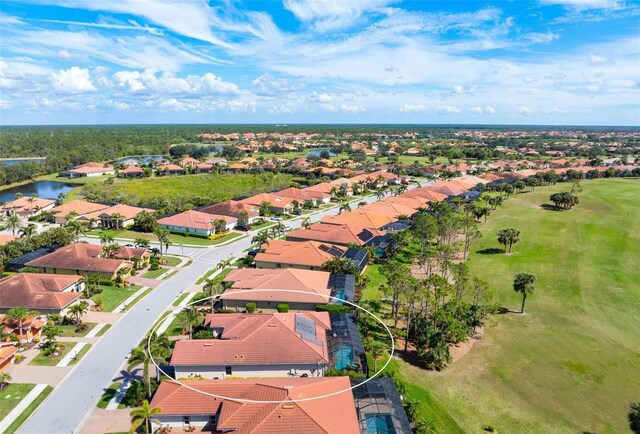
[19,190,415,434]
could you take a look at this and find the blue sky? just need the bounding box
[1,0,639,125]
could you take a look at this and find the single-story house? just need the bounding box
[277,187,331,205]
[0,273,84,315]
[286,223,388,247]
[360,201,418,219]
[78,204,153,229]
[1,197,56,219]
[321,210,396,230]
[171,312,331,379]
[157,210,237,236]
[199,200,260,225]
[0,341,17,372]
[240,193,294,215]
[0,314,45,344]
[119,166,144,178]
[158,164,184,175]
[61,162,115,178]
[49,200,110,225]
[149,377,360,433]
[255,240,368,273]
[26,243,149,280]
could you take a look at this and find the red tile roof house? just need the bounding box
[77,204,154,229]
[240,193,295,215]
[276,187,331,206]
[157,164,184,175]
[171,312,330,379]
[0,314,45,344]
[220,268,333,311]
[118,166,144,178]
[0,340,17,372]
[199,200,260,225]
[286,223,387,247]
[0,273,84,315]
[255,240,348,271]
[149,377,360,433]
[1,196,56,219]
[61,162,115,178]
[158,210,237,236]
[49,200,110,225]
[26,243,149,280]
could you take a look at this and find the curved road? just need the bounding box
[18,189,411,434]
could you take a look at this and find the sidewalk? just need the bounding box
[85,323,107,338]
[113,286,149,313]
[0,383,48,430]
[56,342,87,367]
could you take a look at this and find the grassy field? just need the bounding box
[99,172,294,203]
[399,179,640,434]
[29,342,77,366]
[92,284,142,312]
[2,384,53,434]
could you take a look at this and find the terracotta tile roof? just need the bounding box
[303,182,334,195]
[158,210,236,231]
[1,197,56,213]
[200,200,259,219]
[150,377,360,434]
[179,157,201,167]
[255,240,347,268]
[276,187,329,202]
[69,162,114,174]
[1,315,45,334]
[359,201,418,218]
[79,204,153,221]
[26,243,144,273]
[240,193,294,209]
[286,223,385,246]
[401,188,449,202]
[0,342,17,364]
[172,312,330,366]
[0,273,82,310]
[321,210,396,229]
[382,196,432,210]
[222,269,332,304]
[0,235,17,245]
[478,173,503,182]
[120,166,143,174]
[49,200,109,217]
[160,164,183,172]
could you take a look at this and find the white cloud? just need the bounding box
[51,67,97,93]
[589,53,608,64]
[539,0,622,9]
[311,92,334,103]
[470,106,495,114]
[112,70,239,96]
[436,105,461,114]
[283,0,394,31]
[252,73,304,97]
[518,105,533,115]
[339,104,366,113]
[399,104,427,112]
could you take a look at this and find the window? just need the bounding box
[183,416,190,424]
[209,415,217,426]
[225,366,232,375]
[275,263,282,268]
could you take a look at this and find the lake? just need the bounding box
[0,158,46,166]
[308,149,336,157]
[0,181,80,203]
[117,155,165,164]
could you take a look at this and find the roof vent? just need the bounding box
[282,404,294,409]
[203,343,213,347]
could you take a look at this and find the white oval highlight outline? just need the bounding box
[147,288,395,404]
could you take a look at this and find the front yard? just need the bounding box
[29,342,77,366]
[0,383,53,434]
[91,284,143,312]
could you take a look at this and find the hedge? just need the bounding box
[245,302,257,313]
[276,303,289,313]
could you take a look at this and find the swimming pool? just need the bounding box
[363,414,395,434]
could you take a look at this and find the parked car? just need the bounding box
[247,248,260,256]
[237,225,251,231]
[292,210,302,215]
[272,216,283,221]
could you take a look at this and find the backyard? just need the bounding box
[394,178,640,433]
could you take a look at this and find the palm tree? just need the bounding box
[99,233,115,246]
[375,188,386,201]
[127,335,171,397]
[66,220,86,241]
[0,372,12,390]
[497,228,521,253]
[57,192,66,204]
[154,229,171,261]
[134,238,151,249]
[178,307,199,339]
[216,257,233,270]
[513,272,536,314]
[129,400,162,434]
[18,224,37,239]
[251,231,269,249]
[338,202,351,215]
[6,307,39,345]
[65,210,79,223]
[102,243,122,259]
[301,217,311,229]
[110,213,125,229]
[67,301,89,325]
[320,257,359,275]
[203,278,223,311]
[3,215,22,236]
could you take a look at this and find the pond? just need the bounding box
[308,149,336,157]
[0,181,80,203]
[0,158,46,166]
[117,155,165,164]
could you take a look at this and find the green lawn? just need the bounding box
[57,322,97,337]
[92,284,142,312]
[2,384,53,434]
[69,344,92,365]
[172,293,190,306]
[92,172,294,204]
[399,179,640,434]
[29,342,77,366]
[95,324,111,337]
[196,267,232,285]
[208,232,244,245]
[0,383,36,420]
[162,269,177,280]
[141,267,167,279]
[96,382,122,409]
[87,229,218,246]
[163,256,183,267]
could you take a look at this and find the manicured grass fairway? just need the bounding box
[2,384,53,434]
[398,179,640,434]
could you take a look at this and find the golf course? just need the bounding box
[399,178,640,433]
